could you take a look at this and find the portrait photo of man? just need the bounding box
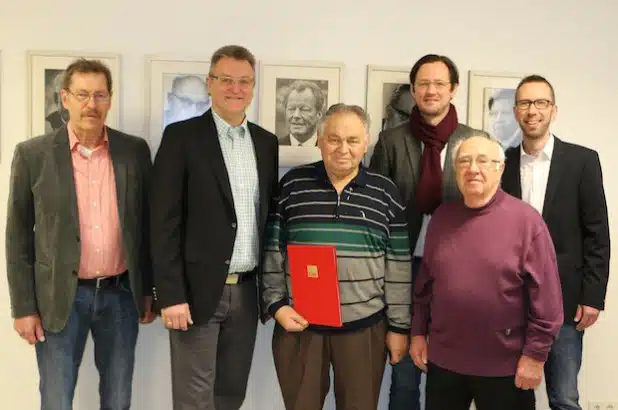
[484,87,522,149]
[275,78,327,146]
[162,74,211,130]
[381,83,414,131]
[44,69,70,133]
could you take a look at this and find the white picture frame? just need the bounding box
[365,65,411,162]
[26,50,121,138]
[258,60,344,167]
[467,70,527,149]
[144,56,212,157]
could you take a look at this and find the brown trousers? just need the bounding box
[272,320,387,410]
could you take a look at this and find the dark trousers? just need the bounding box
[272,320,387,410]
[425,362,535,410]
[169,280,258,410]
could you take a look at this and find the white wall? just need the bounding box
[1,0,617,409]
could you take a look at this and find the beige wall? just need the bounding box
[1,0,617,408]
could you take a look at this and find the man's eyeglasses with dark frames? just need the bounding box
[515,99,553,111]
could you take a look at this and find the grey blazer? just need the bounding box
[5,126,153,332]
[369,121,486,252]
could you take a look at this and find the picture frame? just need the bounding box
[467,70,527,150]
[364,65,411,162]
[144,56,212,157]
[258,60,344,167]
[26,50,121,138]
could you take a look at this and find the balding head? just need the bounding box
[452,134,505,208]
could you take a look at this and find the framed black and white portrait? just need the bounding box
[365,65,412,162]
[27,50,120,138]
[468,71,527,150]
[144,57,213,157]
[258,61,344,167]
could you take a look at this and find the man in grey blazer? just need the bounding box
[5,58,156,410]
[369,54,486,410]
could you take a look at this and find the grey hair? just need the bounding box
[451,133,506,167]
[281,80,327,113]
[317,103,371,136]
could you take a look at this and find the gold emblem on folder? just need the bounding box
[306,265,319,278]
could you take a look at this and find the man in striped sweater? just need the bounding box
[262,103,412,410]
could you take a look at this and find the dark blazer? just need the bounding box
[369,121,486,252]
[502,137,610,323]
[5,126,153,332]
[149,109,279,325]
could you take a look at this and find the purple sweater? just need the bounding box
[411,189,563,377]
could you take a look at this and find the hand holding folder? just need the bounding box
[287,244,342,327]
[274,306,309,332]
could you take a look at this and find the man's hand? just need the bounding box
[386,332,409,364]
[14,314,45,345]
[515,355,544,390]
[161,303,193,331]
[140,296,157,324]
[409,335,428,372]
[274,306,309,332]
[575,304,601,331]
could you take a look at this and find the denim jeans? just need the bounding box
[35,280,139,410]
[544,323,584,410]
[389,256,423,410]
[389,354,422,410]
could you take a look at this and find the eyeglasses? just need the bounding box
[515,99,553,111]
[209,74,254,88]
[456,155,503,170]
[415,81,450,90]
[67,89,111,104]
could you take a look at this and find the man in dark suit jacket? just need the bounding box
[150,45,279,410]
[369,54,486,410]
[6,59,155,410]
[501,75,610,410]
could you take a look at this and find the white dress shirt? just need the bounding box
[520,135,555,214]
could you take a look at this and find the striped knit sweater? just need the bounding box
[262,161,412,333]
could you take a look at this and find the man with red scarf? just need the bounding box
[369,54,487,410]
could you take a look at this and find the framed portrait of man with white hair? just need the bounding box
[144,56,213,157]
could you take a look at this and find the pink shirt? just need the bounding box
[68,123,127,279]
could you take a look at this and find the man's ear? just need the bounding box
[449,82,459,101]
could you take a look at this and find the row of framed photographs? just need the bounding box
[24,50,526,167]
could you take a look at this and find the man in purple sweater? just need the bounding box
[410,135,563,410]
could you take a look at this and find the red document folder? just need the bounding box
[287,244,342,327]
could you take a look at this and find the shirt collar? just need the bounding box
[212,109,249,139]
[314,161,368,187]
[290,133,317,147]
[67,121,109,151]
[521,134,554,161]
